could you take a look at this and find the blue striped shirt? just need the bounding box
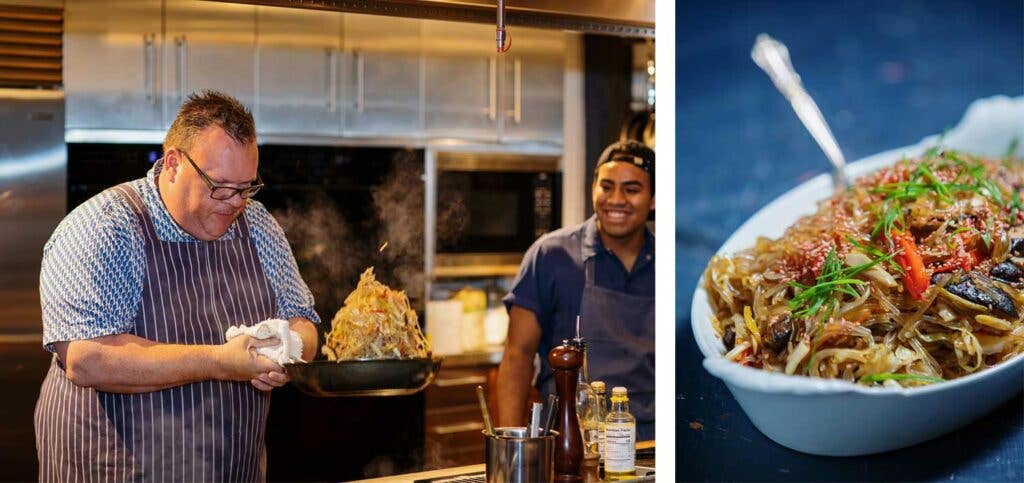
[40,160,320,352]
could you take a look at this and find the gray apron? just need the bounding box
[541,255,655,441]
[34,183,278,482]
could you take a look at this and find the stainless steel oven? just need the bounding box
[427,150,561,278]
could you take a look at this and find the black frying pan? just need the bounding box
[284,357,442,397]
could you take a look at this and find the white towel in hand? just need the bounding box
[225,318,304,365]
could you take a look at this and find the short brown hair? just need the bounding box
[163,90,256,153]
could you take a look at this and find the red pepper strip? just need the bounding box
[738,346,754,367]
[933,232,982,274]
[892,230,929,300]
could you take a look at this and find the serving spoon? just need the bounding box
[752,33,850,191]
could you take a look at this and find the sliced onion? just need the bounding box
[936,304,956,322]
[845,252,897,287]
[975,314,1013,331]
[975,334,1007,355]
[725,341,751,362]
[785,340,810,375]
[807,348,867,377]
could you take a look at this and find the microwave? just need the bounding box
[430,151,561,278]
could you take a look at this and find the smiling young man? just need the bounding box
[34,90,319,481]
[496,140,656,440]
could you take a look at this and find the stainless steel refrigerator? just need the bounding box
[0,88,66,336]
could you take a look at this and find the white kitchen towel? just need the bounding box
[225,318,304,365]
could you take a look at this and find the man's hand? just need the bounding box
[245,318,315,392]
[243,317,314,391]
[213,334,284,382]
[250,370,289,391]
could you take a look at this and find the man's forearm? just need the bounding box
[495,350,534,428]
[288,317,318,361]
[61,334,222,393]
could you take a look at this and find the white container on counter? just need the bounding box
[460,310,486,352]
[483,307,510,346]
[426,300,464,356]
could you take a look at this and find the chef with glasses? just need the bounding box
[34,90,319,481]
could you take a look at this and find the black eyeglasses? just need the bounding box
[177,148,264,200]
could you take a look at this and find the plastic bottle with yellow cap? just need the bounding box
[603,386,636,480]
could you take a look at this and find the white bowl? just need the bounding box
[689,96,1024,456]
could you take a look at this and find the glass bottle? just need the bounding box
[573,339,599,456]
[604,386,636,480]
[590,381,607,459]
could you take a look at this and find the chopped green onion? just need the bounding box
[848,237,905,274]
[871,202,904,245]
[788,248,891,319]
[981,216,993,250]
[1010,190,1023,224]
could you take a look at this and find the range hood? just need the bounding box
[216,0,654,37]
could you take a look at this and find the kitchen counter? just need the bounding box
[354,464,657,482]
[437,348,504,369]
[356,441,655,482]
[354,463,485,482]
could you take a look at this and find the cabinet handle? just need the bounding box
[355,51,365,113]
[431,421,485,435]
[433,375,487,387]
[513,57,522,124]
[142,33,155,105]
[182,35,189,99]
[175,36,188,102]
[487,56,497,121]
[149,34,159,106]
[325,48,338,112]
[174,37,182,102]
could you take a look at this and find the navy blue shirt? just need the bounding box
[504,215,655,388]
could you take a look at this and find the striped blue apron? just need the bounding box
[34,183,278,481]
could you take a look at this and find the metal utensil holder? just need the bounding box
[484,427,556,483]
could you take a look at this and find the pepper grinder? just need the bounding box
[549,340,583,482]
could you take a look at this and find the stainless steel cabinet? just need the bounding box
[500,29,564,143]
[423,22,565,144]
[64,0,164,130]
[164,0,256,125]
[341,13,422,137]
[501,54,564,143]
[256,6,342,137]
[422,21,497,141]
[64,4,564,144]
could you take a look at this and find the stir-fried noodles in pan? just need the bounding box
[704,150,1024,387]
[322,268,429,360]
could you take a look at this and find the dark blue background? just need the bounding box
[675,1,1024,481]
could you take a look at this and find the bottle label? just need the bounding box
[583,427,600,455]
[597,423,606,459]
[604,422,635,472]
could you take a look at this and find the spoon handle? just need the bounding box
[476,385,494,436]
[752,33,849,190]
